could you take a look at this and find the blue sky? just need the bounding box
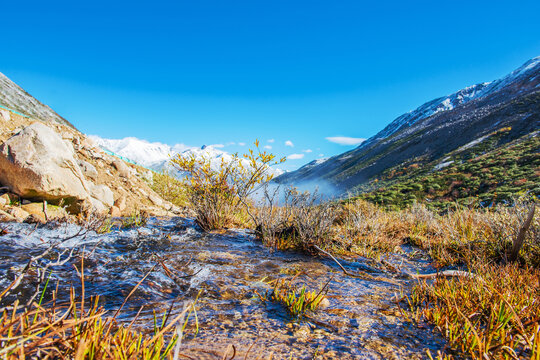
[2,0,540,170]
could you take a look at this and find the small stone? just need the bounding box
[148,193,163,206]
[0,209,16,222]
[6,207,30,222]
[21,203,46,222]
[84,197,108,214]
[110,206,121,217]
[24,214,46,224]
[89,183,114,207]
[78,160,98,181]
[114,196,127,211]
[61,132,74,141]
[0,195,8,207]
[319,297,331,309]
[0,109,11,122]
[112,159,132,178]
[293,325,311,340]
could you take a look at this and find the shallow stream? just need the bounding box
[0,218,450,359]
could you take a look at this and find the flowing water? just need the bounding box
[0,218,450,359]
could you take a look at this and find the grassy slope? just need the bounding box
[353,128,539,210]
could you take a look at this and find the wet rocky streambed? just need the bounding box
[0,218,452,359]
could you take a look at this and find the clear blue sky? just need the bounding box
[2,0,539,170]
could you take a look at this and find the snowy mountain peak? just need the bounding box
[376,56,540,141]
[90,135,284,177]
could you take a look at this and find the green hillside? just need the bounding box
[354,128,539,210]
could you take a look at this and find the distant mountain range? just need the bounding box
[89,135,285,177]
[276,56,540,195]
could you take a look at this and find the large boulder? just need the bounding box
[0,123,90,207]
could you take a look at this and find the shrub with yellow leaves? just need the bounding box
[170,140,285,231]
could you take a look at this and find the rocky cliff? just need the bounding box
[0,77,180,223]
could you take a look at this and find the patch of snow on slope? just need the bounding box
[375,56,540,142]
[434,160,454,171]
[454,134,490,153]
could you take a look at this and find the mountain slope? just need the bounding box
[0,72,73,128]
[358,129,539,209]
[276,56,540,195]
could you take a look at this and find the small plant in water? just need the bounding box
[264,277,328,317]
[121,209,148,229]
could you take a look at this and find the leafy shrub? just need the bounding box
[170,141,285,231]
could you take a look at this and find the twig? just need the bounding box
[43,200,49,222]
[113,264,157,319]
[313,245,364,278]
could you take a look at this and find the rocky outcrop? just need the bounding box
[0,86,183,221]
[0,123,89,207]
[0,121,129,216]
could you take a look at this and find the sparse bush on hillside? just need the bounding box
[170,141,285,231]
[254,187,338,253]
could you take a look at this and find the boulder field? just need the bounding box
[0,108,180,223]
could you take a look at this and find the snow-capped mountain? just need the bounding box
[90,135,284,176]
[88,136,188,170]
[375,82,492,141]
[277,56,540,193]
[375,56,540,142]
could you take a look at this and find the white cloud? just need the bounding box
[226,141,236,146]
[238,142,246,146]
[325,136,366,145]
[318,154,324,157]
[287,153,304,160]
[264,145,272,149]
[268,139,275,143]
[302,149,313,153]
[210,144,225,148]
[285,140,294,147]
